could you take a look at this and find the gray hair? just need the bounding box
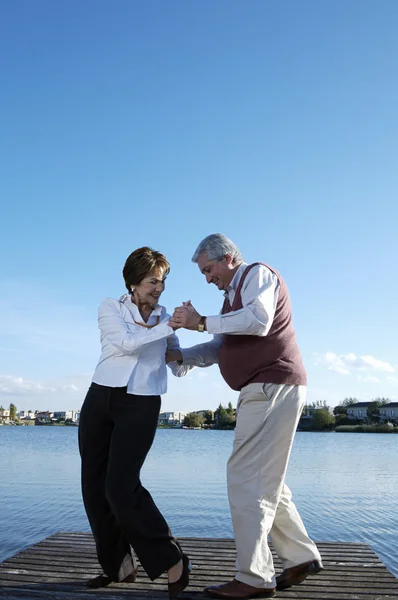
[191,233,243,265]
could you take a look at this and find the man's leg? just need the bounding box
[227,383,308,589]
[269,482,321,569]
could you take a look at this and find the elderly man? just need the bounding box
[168,233,323,600]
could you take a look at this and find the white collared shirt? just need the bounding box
[92,294,191,395]
[181,263,279,367]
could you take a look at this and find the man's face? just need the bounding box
[197,253,235,291]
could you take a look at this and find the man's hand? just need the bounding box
[170,303,202,330]
[166,349,182,363]
[168,300,195,330]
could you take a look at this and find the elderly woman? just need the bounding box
[78,247,191,598]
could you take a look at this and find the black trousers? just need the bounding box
[78,383,181,581]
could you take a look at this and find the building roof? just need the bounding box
[381,402,398,408]
[347,402,373,408]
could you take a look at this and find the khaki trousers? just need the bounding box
[227,383,321,589]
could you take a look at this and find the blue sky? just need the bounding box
[1,0,397,413]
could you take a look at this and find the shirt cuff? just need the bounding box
[205,315,223,334]
[180,347,201,365]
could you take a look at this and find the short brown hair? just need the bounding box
[122,247,170,292]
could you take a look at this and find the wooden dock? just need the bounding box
[0,532,397,600]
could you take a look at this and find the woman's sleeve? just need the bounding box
[99,298,174,354]
[166,331,195,377]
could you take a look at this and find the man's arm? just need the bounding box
[166,335,223,367]
[180,335,222,366]
[171,265,279,337]
[206,265,279,336]
[166,332,195,376]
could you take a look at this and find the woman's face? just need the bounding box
[133,267,167,308]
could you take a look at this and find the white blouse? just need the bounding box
[92,294,191,395]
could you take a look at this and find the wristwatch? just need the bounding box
[198,316,206,332]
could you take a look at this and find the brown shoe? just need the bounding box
[276,559,323,590]
[205,579,276,599]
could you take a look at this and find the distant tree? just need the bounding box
[214,403,227,422]
[214,403,236,429]
[217,412,236,429]
[202,410,214,425]
[311,409,335,430]
[310,400,328,408]
[367,398,390,422]
[342,397,359,406]
[372,397,390,405]
[183,412,204,428]
[9,403,17,421]
[335,414,354,426]
[227,402,235,415]
[334,397,359,416]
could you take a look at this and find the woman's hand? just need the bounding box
[166,349,182,363]
[169,317,181,331]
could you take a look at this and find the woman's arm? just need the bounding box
[166,332,195,377]
[99,298,175,354]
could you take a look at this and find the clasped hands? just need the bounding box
[169,300,201,331]
[166,301,202,364]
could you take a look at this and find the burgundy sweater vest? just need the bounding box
[218,263,307,391]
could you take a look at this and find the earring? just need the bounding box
[130,286,135,294]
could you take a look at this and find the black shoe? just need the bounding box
[168,554,191,599]
[86,568,138,588]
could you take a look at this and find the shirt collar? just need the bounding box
[224,262,248,297]
[119,293,163,317]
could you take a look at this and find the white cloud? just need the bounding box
[0,374,90,397]
[331,365,350,375]
[358,376,380,383]
[319,352,395,376]
[359,356,395,372]
[387,377,398,383]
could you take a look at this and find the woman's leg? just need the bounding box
[79,383,136,582]
[105,390,181,581]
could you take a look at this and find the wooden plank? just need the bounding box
[37,539,381,557]
[19,541,384,560]
[4,556,394,576]
[0,533,397,600]
[49,534,374,550]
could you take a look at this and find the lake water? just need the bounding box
[0,427,397,577]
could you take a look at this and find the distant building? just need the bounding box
[53,410,79,422]
[158,412,186,427]
[0,409,10,424]
[379,402,398,424]
[346,402,373,421]
[18,410,35,420]
[35,411,54,425]
[299,404,333,428]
